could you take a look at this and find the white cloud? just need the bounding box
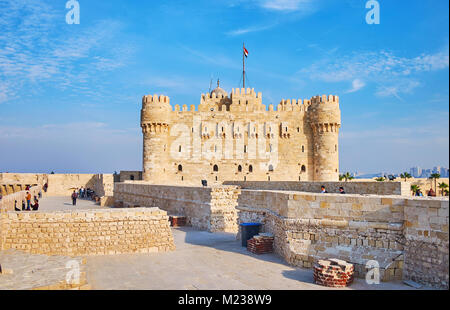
[258,0,313,11]
[225,23,278,36]
[302,46,449,99]
[345,79,366,93]
[0,1,134,104]
[375,80,420,101]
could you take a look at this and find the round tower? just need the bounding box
[307,95,341,182]
[141,94,172,182]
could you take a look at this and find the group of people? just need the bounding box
[14,190,42,212]
[320,186,346,194]
[414,188,436,197]
[71,187,94,206]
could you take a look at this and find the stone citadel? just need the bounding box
[140,81,341,185]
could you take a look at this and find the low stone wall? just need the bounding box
[403,199,449,288]
[224,181,409,196]
[0,208,175,256]
[0,173,114,198]
[112,182,448,288]
[114,183,240,232]
[0,186,42,212]
[46,174,114,197]
[236,190,449,288]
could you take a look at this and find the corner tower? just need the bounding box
[141,94,172,182]
[307,95,341,181]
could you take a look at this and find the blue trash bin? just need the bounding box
[240,222,262,247]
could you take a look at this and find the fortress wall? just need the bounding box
[114,183,240,232]
[0,173,114,198]
[119,171,142,182]
[45,174,114,197]
[0,208,175,256]
[0,186,42,212]
[403,200,449,288]
[236,189,448,288]
[140,93,340,184]
[0,173,47,196]
[223,181,409,196]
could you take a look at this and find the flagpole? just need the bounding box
[243,42,245,89]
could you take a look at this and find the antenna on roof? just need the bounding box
[209,74,213,93]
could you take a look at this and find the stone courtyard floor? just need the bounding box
[38,196,106,212]
[0,197,428,290]
[85,227,418,290]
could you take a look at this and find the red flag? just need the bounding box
[244,46,249,58]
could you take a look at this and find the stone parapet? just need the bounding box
[0,208,175,256]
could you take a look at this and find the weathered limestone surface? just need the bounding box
[0,173,114,198]
[225,181,409,196]
[236,190,449,288]
[114,183,240,232]
[0,186,42,212]
[140,91,341,185]
[0,208,175,256]
[113,183,448,288]
[403,199,449,288]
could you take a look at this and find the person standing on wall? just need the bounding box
[71,190,78,206]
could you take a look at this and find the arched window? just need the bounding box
[238,165,242,172]
[268,165,274,172]
[249,165,253,173]
[178,165,183,172]
[302,145,305,153]
[130,175,135,181]
[335,145,337,152]
[179,145,182,152]
[301,165,306,173]
[244,145,247,153]
[213,165,219,172]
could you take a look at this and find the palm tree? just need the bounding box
[400,172,412,182]
[429,173,441,193]
[411,184,420,196]
[340,172,355,182]
[438,182,449,196]
[375,177,385,182]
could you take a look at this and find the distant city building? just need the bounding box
[410,166,422,178]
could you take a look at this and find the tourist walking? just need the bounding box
[339,187,346,194]
[26,191,31,210]
[71,190,78,206]
[320,186,328,193]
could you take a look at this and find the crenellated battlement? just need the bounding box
[310,94,339,104]
[173,104,197,112]
[140,86,342,184]
[142,94,171,106]
[231,88,262,98]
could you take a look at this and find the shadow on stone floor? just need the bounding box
[179,226,294,267]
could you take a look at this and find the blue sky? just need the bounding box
[0,0,448,174]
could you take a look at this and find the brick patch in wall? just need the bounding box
[314,259,354,288]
